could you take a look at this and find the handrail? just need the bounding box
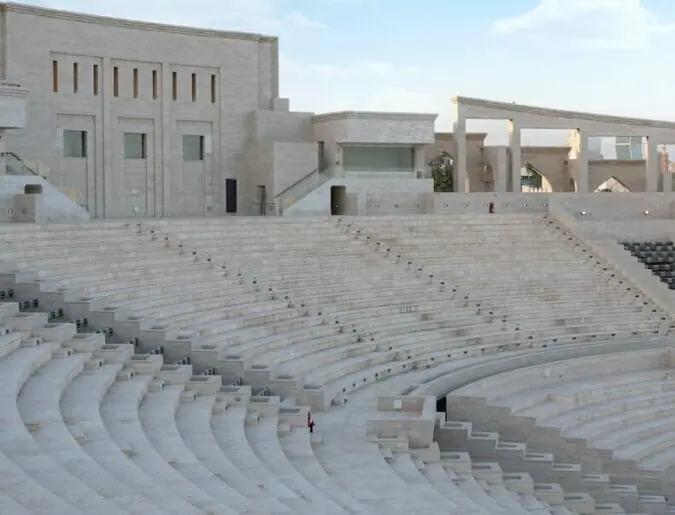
[1,151,40,176]
[274,168,320,200]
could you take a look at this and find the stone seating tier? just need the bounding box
[0,213,670,514]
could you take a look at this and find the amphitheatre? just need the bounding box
[4,4,675,515]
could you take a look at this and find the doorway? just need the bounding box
[330,185,346,215]
[256,185,266,216]
[226,179,237,214]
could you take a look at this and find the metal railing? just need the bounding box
[1,152,89,210]
[1,152,40,176]
[274,167,334,214]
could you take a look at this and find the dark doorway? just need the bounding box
[330,185,346,215]
[436,395,447,420]
[256,185,266,216]
[226,179,237,214]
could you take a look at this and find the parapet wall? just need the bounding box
[346,192,675,218]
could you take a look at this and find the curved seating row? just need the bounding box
[0,298,595,514]
[0,213,669,514]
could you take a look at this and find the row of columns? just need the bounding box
[453,119,670,193]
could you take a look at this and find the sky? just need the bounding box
[13,0,675,144]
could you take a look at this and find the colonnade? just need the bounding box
[451,97,675,194]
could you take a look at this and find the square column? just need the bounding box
[663,151,672,193]
[575,128,589,193]
[508,120,521,192]
[414,145,428,177]
[494,147,508,192]
[453,118,469,192]
[645,137,659,192]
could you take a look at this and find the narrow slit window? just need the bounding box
[133,68,139,98]
[152,70,158,100]
[191,73,197,102]
[72,62,78,93]
[113,66,119,97]
[172,71,177,100]
[210,74,216,103]
[92,64,99,95]
[52,60,58,93]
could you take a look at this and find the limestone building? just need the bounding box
[0,3,436,218]
[3,3,675,221]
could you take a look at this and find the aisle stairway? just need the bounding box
[0,213,668,513]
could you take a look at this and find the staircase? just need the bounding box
[1,152,90,222]
[274,167,334,215]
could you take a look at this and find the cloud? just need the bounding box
[493,0,675,49]
[14,0,324,33]
[279,56,449,126]
[284,11,325,29]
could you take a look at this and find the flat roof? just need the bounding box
[313,111,437,122]
[453,95,675,130]
[0,2,277,43]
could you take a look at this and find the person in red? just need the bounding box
[307,411,316,433]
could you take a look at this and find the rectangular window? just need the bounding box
[172,71,177,100]
[113,66,119,97]
[92,64,99,95]
[152,69,158,100]
[63,130,87,158]
[124,132,147,159]
[191,73,197,102]
[52,60,58,93]
[72,62,78,93]
[182,135,204,161]
[210,74,216,103]
[132,68,139,98]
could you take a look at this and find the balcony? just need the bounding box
[313,111,437,145]
[0,81,28,130]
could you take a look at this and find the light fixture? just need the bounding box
[643,210,650,215]
[580,210,588,216]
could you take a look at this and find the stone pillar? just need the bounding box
[508,120,521,192]
[645,137,659,192]
[453,118,468,192]
[663,169,672,194]
[659,147,671,193]
[663,156,672,194]
[414,145,427,177]
[575,128,589,193]
[494,147,508,192]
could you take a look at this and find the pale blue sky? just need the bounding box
[14,0,675,141]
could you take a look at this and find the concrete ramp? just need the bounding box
[0,175,90,222]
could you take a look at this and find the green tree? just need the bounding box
[522,166,543,188]
[431,163,454,192]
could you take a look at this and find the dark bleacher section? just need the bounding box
[622,240,675,289]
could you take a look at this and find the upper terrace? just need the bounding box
[453,96,675,195]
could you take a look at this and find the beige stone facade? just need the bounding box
[3,3,675,220]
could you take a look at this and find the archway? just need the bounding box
[521,164,552,192]
[594,176,631,193]
[330,185,347,215]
